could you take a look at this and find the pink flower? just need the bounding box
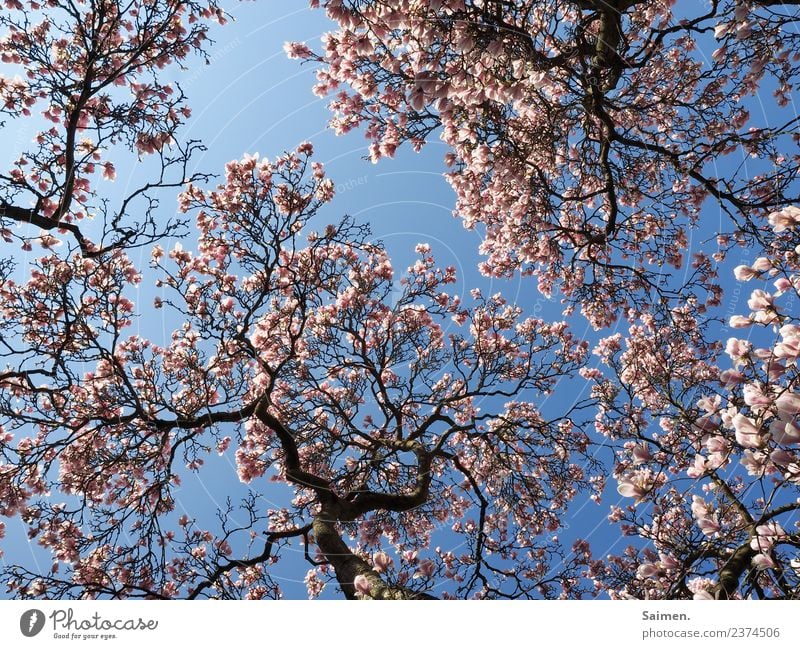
[697,395,721,414]
[713,21,732,39]
[402,550,418,564]
[747,289,773,312]
[752,553,776,570]
[728,315,752,328]
[752,257,772,272]
[743,384,771,410]
[283,41,313,59]
[774,277,792,294]
[416,558,435,578]
[706,436,729,454]
[691,496,721,536]
[219,296,235,313]
[719,369,746,388]
[732,413,763,448]
[776,392,800,416]
[753,310,780,325]
[658,553,680,570]
[733,264,758,281]
[693,590,714,600]
[769,448,797,467]
[740,449,768,475]
[725,337,751,362]
[296,141,314,156]
[353,574,371,596]
[616,471,654,503]
[768,206,800,232]
[770,418,800,445]
[686,454,707,478]
[372,551,393,573]
[636,563,661,579]
[775,335,800,360]
[749,523,785,552]
[756,521,786,538]
[102,161,116,181]
[631,444,652,465]
[39,233,61,249]
[305,569,325,598]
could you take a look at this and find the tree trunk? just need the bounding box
[313,505,437,600]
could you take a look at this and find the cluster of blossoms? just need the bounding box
[0,133,596,599]
[589,206,800,600]
[296,0,799,329]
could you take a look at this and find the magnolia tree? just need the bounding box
[2,0,800,601]
[291,0,800,598]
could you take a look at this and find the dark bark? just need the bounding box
[313,504,437,600]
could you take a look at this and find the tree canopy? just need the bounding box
[1,0,799,600]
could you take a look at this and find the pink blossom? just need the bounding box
[714,21,732,39]
[742,384,771,411]
[732,413,763,448]
[686,454,707,478]
[750,522,785,553]
[752,553,777,570]
[353,574,371,596]
[728,315,752,328]
[219,296,235,313]
[768,206,800,232]
[283,41,313,59]
[691,496,721,536]
[776,392,800,416]
[372,551,393,573]
[752,257,772,272]
[305,569,325,598]
[693,590,714,600]
[725,337,751,362]
[719,369,746,388]
[747,289,773,312]
[733,264,758,281]
[630,444,652,465]
[636,563,661,579]
[774,277,792,294]
[711,46,727,62]
[659,553,680,571]
[740,449,769,475]
[769,418,800,445]
[616,471,654,503]
[102,162,116,181]
[697,395,721,413]
[769,448,797,468]
[774,335,800,360]
[402,550,418,564]
[416,558,435,578]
